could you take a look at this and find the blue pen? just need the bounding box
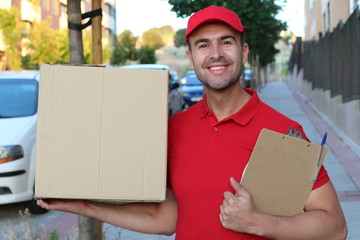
[313,132,327,182]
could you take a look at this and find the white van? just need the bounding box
[0,71,46,213]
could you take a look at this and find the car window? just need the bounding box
[0,79,38,118]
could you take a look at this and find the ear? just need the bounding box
[241,43,249,65]
[187,49,195,70]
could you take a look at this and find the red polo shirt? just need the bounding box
[167,89,329,240]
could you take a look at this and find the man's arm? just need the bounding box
[37,188,177,236]
[220,178,347,240]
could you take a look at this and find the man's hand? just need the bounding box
[219,177,259,234]
[37,199,90,215]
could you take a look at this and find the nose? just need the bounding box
[209,45,224,60]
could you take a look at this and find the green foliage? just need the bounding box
[138,45,157,64]
[142,28,165,49]
[174,28,187,47]
[119,30,138,60]
[281,30,295,46]
[158,25,174,35]
[49,229,59,240]
[159,25,175,46]
[110,30,137,65]
[110,43,127,65]
[82,30,93,64]
[0,7,22,69]
[57,29,70,63]
[24,17,68,69]
[102,42,111,65]
[167,0,287,66]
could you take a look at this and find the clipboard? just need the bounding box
[240,128,328,216]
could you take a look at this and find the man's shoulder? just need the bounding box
[255,101,303,133]
[169,102,202,124]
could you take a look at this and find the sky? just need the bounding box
[116,0,305,37]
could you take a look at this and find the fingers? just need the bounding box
[230,177,250,199]
[37,199,58,210]
[37,198,76,211]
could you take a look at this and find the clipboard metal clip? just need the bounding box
[286,127,305,140]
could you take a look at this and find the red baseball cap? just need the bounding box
[185,5,245,43]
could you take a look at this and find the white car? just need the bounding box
[0,70,46,213]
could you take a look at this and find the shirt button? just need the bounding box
[207,112,212,116]
[213,127,218,131]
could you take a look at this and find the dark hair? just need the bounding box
[239,31,246,46]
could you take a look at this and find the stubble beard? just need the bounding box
[194,58,243,91]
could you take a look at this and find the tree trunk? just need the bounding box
[78,216,95,240]
[91,1,103,237]
[67,1,93,240]
[67,0,85,64]
[92,0,102,64]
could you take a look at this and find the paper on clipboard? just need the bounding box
[240,128,328,216]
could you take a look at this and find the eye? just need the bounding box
[222,40,232,46]
[198,43,208,49]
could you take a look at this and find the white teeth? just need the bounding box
[210,66,226,70]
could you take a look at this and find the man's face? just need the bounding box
[187,22,249,91]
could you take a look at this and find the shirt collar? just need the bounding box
[198,89,262,126]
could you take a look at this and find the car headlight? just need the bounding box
[0,145,24,164]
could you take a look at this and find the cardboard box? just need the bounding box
[35,64,168,202]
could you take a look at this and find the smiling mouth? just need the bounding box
[209,66,227,71]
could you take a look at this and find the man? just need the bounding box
[38,5,347,240]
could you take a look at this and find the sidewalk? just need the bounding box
[42,81,360,240]
[259,81,360,240]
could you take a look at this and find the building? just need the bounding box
[0,0,116,69]
[304,0,359,40]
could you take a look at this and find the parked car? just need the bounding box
[180,70,196,85]
[170,70,179,83]
[179,73,204,107]
[243,69,252,88]
[121,64,185,116]
[0,70,46,213]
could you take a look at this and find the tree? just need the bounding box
[138,45,157,64]
[118,30,138,60]
[24,18,65,68]
[167,0,287,67]
[67,1,92,240]
[110,30,137,65]
[110,42,127,65]
[142,27,165,49]
[174,28,186,47]
[67,0,85,64]
[159,25,175,46]
[0,7,22,69]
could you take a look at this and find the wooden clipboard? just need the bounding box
[240,128,328,216]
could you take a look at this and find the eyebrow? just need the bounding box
[193,35,237,46]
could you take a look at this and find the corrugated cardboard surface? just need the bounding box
[241,128,327,216]
[35,64,168,202]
